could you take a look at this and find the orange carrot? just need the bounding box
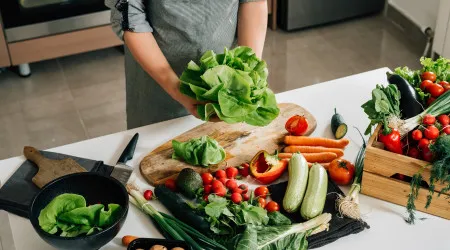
[277,152,337,163]
[122,235,138,246]
[283,146,344,157]
[284,136,350,148]
[308,162,330,169]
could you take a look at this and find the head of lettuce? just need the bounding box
[180,47,280,127]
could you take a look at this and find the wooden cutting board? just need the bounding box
[140,103,316,186]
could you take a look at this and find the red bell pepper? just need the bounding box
[250,151,288,184]
[378,128,403,154]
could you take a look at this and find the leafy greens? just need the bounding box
[38,193,122,237]
[172,136,226,167]
[180,47,280,126]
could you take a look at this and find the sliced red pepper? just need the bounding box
[250,150,288,184]
[378,128,403,154]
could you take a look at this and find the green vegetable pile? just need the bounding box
[361,84,401,135]
[172,136,226,167]
[38,194,122,237]
[180,46,280,126]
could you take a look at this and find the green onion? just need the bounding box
[394,90,450,137]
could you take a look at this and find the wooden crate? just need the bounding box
[361,125,450,220]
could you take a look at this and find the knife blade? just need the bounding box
[110,133,139,185]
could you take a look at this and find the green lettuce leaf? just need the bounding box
[172,136,226,167]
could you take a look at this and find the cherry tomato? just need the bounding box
[214,186,227,197]
[143,190,153,200]
[225,179,238,190]
[328,158,355,186]
[230,193,242,204]
[204,184,212,194]
[443,126,450,135]
[165,179,177,191]
[211,180,224,191]
[424,125,440,140]
[254,186,269,198]
[242,193,250,201]
[428,83,445,98]
[232,187,243,194]
[265,201,280,212]
[238,163,250,177]
[285,115,309,136]
[421,71,437,82]
[422,147,434,162]
[411,129,423,141]
[215,170,227,179]
[420,80,433,90]
[203,194,209,202]
[238,184,248,194]
[422,114,436,125]
[225,167,239,179]
[444,83,450,92]
[257,197,266,208]
[407,148,420,159]
[201,173,214,185]
[437,114,450,126]
[218,177,228,185]
[427,97,436,106]
[439,81,449,87]
[418,138,430,150]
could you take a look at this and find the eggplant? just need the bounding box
[386,72,423,119]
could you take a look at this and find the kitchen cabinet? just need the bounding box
[0,19,10,68]
[433,0,450,57]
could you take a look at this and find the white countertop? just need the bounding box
[1,68,449,250]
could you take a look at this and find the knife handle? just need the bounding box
[118,133,139,164]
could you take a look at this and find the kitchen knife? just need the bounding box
[110,133,139,185]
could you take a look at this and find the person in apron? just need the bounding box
[105,0,268,129]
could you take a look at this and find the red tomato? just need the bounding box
[418,138,430,150]
[328,159,355,186]
[218,177,228,185]
[254,186,269,198]
[225,167,239,179]
[232,187,243,194]
[421,71,437,82]
[238,163,250,177]
[204,184,212,194]
[427,97,436,106]
[143,190,153,200]
[238,184,248,194]
[225,179,238,190]
[411,129,423,141]
[211,180,224,191]
[422,147,433,162]
[214,187,227,197]
[265,201,280,212]
[242,193,250,201]
[444,83,450,92]
[230,193,242,204]
[437,115,450,126]
[285,115,309,136]
[203,194,209,202]
[424,125,440,140]
[439,81,449,87]
[443,126,450,135]
[201,173,214,185]
[420,80,433,90]
[428,83,445,98]
[422,114,436,125]
[257,198,266,208]
[165,179,177,192]
[407,148,420,159]
[215,170,227,179]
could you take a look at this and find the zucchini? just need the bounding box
[300,163,328,220]
[154,185,211,234]
[282,153,309,213]
[331,108,347,139]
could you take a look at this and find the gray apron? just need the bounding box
[125,0,239,129]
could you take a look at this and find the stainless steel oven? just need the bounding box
[0,0,111,42]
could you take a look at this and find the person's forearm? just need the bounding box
[124,31,179,97]
[237,1,268,58]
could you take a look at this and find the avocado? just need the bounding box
[176,168,203,198]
